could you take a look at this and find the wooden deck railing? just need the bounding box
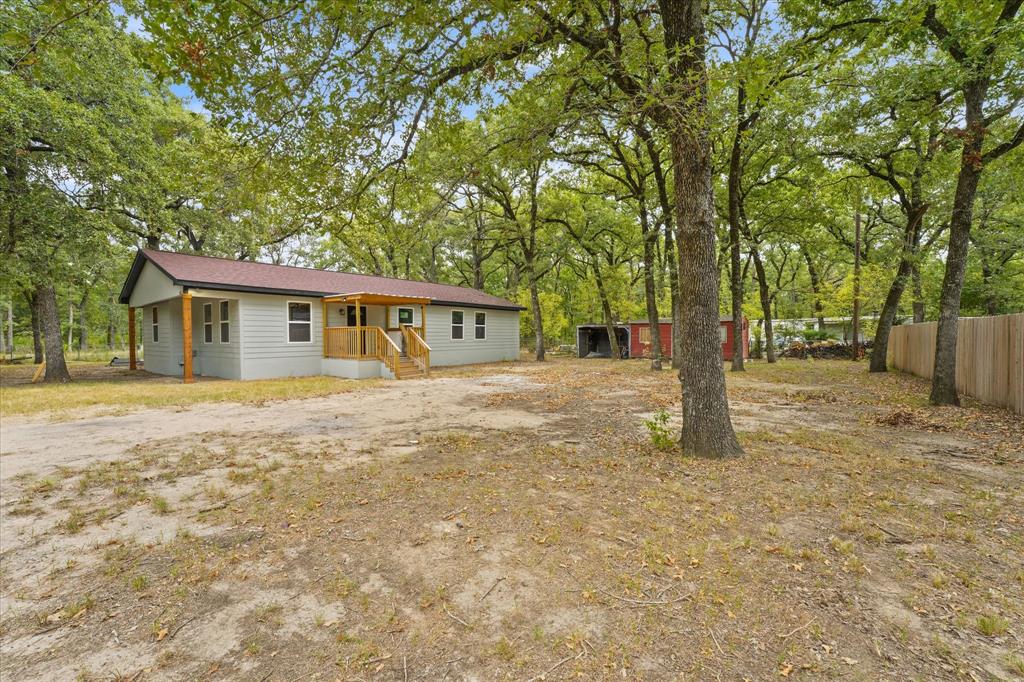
[401,324,431,375]
[324,326,409,379]
[324,327,362,358]
[376,328,403,378]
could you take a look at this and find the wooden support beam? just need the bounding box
[420,304,426,337]
[322,300,328,358]
[182,292,194,384]
[354,297,361,358]
[128,307,137,370]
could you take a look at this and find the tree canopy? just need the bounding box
[1,0,1021,444]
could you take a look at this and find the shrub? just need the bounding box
[644,409,675,450]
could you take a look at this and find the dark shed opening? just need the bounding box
[577,324,630,359]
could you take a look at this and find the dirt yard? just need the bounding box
[1,359,1021,681]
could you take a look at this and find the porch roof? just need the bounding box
[323,292,432,306]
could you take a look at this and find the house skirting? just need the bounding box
[321,358,390,380]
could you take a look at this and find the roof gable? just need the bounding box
[120,249,524,311]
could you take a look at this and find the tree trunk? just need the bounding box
[852,211,862,361]
[78,291,90,356]
[727,87,750,372]
[665,222,683,369]
[930,86,987,406]
[912,263,925,323]
[749,246,775,363]
[870,208,924,372]
[727,134,745,372]
[869,258,911,372]
[639,123,681,369]
[67,301,74,350]
[38,283,71,382]
[6,301,12,359]
[107,294,116,350]
[640,209,663,369]
[26,290,43,363]
[529,277,545,362]
[471,208,487,290]
[660,0,742,458]
[593,261,620,360]
[979,259,999,315]
[802,247,825,331]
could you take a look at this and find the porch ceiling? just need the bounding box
[322,292,432,306]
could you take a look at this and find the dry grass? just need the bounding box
[1,359,1021,680]
[0,362,377,418]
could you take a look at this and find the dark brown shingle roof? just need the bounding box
[120,249,523,310]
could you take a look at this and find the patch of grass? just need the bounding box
[1,373,377,418]
[975,614,1009,637]
[1004,653,1024,677]
[254,603,283,626]
[58,509,87,534]
[30,477,59,494]
[493,637,516,661]
[151,496,171,514]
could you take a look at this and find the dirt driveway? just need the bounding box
[1,359,1021,681]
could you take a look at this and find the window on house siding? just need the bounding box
[203,303,213,343]
[719,325,728,344]
[219,301,230,343]
[451,310,464,340]
[638,327,651,344]
[397,307,413,326]
[288,302,312,342]
[151,306,159,343]
[474,312,486,340]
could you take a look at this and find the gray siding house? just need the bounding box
[118,249,522,381]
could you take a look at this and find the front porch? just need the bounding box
[321,293,431,380]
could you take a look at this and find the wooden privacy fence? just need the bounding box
[887,313,1024,415]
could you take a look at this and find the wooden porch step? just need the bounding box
[395,358,426,379]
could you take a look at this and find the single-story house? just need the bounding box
[118,249,524,382]
[577,316,749,361]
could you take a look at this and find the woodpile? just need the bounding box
[780,340,873,360]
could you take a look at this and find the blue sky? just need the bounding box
[122,10,208,114]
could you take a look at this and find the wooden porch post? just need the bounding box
[354,296,362,358]
[420,304,426,337]
[128,306,137,370]
[322,300,328,357]
[181,292,194,384]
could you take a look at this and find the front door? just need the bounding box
[346,305,368,327]
[347,305,368,354]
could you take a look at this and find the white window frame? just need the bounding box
[719,325,728,344]
[286,301,313,344]
[450,309,465,341]
[219,300,230,343]
[203,302,214,344]
[151,306,159,343]
[397,306,414,327]
[474,311,486,340]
